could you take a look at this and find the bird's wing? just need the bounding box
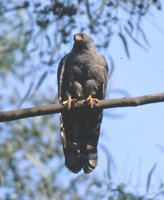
[57,54,69,152]
[98,54,109,98]
[57,53,83,173]
[57,54,69,102]
[102,55,109,96]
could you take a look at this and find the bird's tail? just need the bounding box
[60,113,83,173]
[63,143,98,173]
[60,109,102,174]
[63,142,83,173]
[80,109,103,173]
[82,144,98,173]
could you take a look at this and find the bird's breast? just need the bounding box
[71,62,104,83]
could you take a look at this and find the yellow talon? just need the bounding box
[62,96,77,110]
[87,95,100,108]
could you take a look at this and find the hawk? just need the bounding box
[57,33,108,173]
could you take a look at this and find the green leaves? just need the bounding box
[118,32,130,58]
[26,152,48,178]
[146,164,157,195]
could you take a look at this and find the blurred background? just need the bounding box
[0,0,164,199]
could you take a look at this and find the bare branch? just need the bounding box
[5,2,29,13]
[0,92,164,122]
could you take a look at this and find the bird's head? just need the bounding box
[73,33,95,50]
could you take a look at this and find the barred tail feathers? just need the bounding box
[80,109,103,173]
[60,109,102,173]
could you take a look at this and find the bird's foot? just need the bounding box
[62,96,77,110]
[86,95,100,108]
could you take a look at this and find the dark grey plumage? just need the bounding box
[57,33,108,173]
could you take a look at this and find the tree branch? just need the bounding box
[0,92,164,122]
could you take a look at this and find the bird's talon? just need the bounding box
[62,97,77,110]
[86,95,100,108]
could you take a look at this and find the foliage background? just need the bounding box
[0,0,164,199]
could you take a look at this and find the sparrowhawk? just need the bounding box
[57,33,108,173]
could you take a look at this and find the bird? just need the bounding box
[57,33,108,173]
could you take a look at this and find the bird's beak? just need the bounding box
[74,34,83,41]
